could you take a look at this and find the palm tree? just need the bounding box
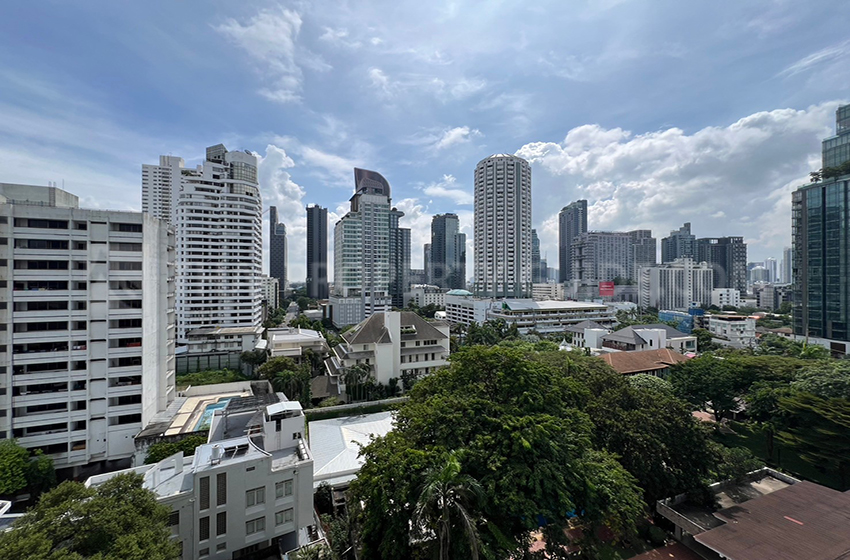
[413,452,484,560]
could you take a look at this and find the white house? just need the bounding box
[87,397,315,560]
[708,314,757,348]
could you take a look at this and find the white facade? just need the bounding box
[1,184,175,470]
[143,145,263,344]
[444,290,491,326]
[261,275,280,312]
[639,258,714,310]
[184,326,264,355]
[86,400,314,559]
[268,327,329,363]
[708,315,757,348]
[409,284,446,307]
[487,299,616,335]
[333,312,450,386]
[473,154,532,298]
[532,282,565,301]
[711,288,742,308]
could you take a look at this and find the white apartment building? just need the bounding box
[409,284,446,307]
[330,169,405,328]
[639,258,714,311]
[532,282,565,301]
[0,184,175,472]
[486,299,616,335]
[260,275,280,312]
[708,314,757,348]
[473,154,532,298]
[712,287,742,308]
[86,399,314,560]
[444,290,491,326]
[331,312,450,386]
[143,145,263,344]
[184,326,265,355]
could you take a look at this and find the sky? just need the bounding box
[1,0,848,282]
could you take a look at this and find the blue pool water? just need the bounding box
[194,398,232,431]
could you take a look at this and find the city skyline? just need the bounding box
[0,2,848,281]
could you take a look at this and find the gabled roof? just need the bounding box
[564,320,609,334]
[400,312,448,341]
[344,312,448,346]
[344,314,391,345]
[601,348,691,375]
[603,323,689,345]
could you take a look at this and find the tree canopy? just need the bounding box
[349,344,713,558]
[0,440,55,497]
[0,473,178,560]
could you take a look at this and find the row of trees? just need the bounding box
[811,160,850,182]
[349,342,753,559]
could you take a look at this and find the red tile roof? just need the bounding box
[601,348,691,375]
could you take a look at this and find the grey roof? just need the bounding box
[344,312,447,346]
[564,320,609,334]
[603,324,690,345]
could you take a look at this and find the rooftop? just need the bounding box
[564,320,610,334]
[497,299,609,312]
[601,348,691,375]
[445,289,474,296]
[187,326,263,336]
[309,412,394,488]
[603,324,691,346]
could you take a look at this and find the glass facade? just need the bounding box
[822,104,850,169]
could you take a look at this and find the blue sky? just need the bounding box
[1,1,848,281]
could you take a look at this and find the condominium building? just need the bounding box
[260,275,280,313]
[473,154,532,298]
[409,284,446,307]
[558,199,587,282]
[661,222,695,263]
[822,103,850,169]
[571,231,632,283]
[444,290,490,326]
[0,184,175,472]
[708,314,757,348]
[711,287,741,308]
[531,283,565,301]
[486,299,616,335]
[639,258,714,311]
[86,398,315,560]
[430,213,466,290]
[330,168,408,327]
[269,206,287,304]
[306,205,328,300]
[781,247,792,285]
[531,229,542,284]
[696,236,747,294]
[629,229,657,282]
[143,145,263,344]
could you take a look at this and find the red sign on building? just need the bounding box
[599,281,615,297]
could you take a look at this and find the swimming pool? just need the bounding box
[194,398,232,432]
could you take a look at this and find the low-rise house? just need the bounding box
[331,311,450,386]
[602,324,697,353]
[564,320,611,349]
[184,326,266,355]
[601,348,690,376]
[707,314,757,348]
[267,327,330,364]
[87,397,315,560]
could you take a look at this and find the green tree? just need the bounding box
[709,442,764,483]
[259,357,312,407]
[240,348,268,377]
[349,345,645,559]
[778,393,850,489]
[692,328,720,352]
[670,355,745,422]
[145,434,210,464]
[792,361,850,399]
[27,450,56,496]
[0,439,30,495]
[0,473,179,560]
[413,452,484,560]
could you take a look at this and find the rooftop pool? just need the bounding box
[194,398,232,432]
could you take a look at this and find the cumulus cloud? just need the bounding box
[257,145,308,281]
[433,126,481,151]
[421,174,473,205]
[517,102,843,263]
[216,8,328,103]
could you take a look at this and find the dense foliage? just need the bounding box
[349,343,715,559]
[0,474,179,560]
[259,356,313,407]
[175,368,248,387]
[145,434,210,464]
[0,440,55,497]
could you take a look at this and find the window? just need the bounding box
[199,547,209,558]
[216,512,226,536]
[168,510,180,528]
[199,516,210,541]
[275,509,294,526]
[199,477,210,510]
[217,473,227,506]
[275,479,293,499]
[216,543,227,552]
[246,486,265,507]
[245,517,265,535]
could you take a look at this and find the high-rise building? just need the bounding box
[531,229,542,284]
[388,207,411,308]
[331,168,407,327]
[1,184,175,471]
[269,206,287,304]
[306,204,328,300]
[629,229,657,281]
[558,200,588,282]
[661,222,696,263]
[474,154,532,298]
[430,213,466,290]
[793,105,850,342]
[423,243,431,285]
[639,258,714,311]
[143,145,263,343]
[781,246,792,285]
[696,236,747,294]
[763,257,777,284]
[822,104,850,169]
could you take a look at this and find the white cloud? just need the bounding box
[421,174,473,205]
[518,102,844,263]
[368,67,394,97]
[394,198,433,269]
[319,27,361,49]
[779,39,850,77]
[433,126,481,151]
[216,8,328,104]
[257,145,308,281]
